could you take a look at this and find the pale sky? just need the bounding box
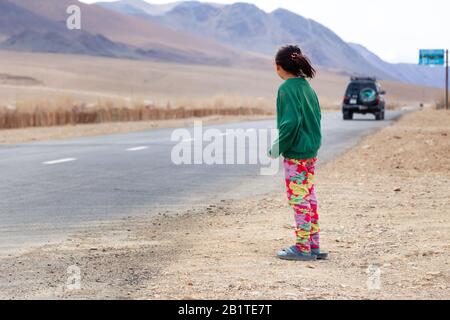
[81,0,450,64]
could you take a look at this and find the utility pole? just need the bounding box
[446,49,449,110]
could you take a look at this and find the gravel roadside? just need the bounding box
[1,108,449,300]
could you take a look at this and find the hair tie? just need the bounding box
[291,52,301,60]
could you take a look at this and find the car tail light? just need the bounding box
[376,95,380,104]
[343,96,347,104]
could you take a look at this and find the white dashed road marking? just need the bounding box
[43,158,77,165]
[126,146,149,151]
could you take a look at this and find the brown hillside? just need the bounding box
[12,0,235,58]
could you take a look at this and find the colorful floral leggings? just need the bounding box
[284,158,320,255]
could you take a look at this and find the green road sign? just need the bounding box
[419,49,448,109]
[419,49,445,66]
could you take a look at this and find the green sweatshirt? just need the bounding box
[269,77,322,159]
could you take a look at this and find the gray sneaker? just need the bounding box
[277,246,317,261]
[311,250,329,260]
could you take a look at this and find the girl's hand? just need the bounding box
[268,148,278,159]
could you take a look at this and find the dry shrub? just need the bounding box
[172,94,342,111]
[0,95,273,130]
[318,96,340,110]
[171,94,273,112]
[0,92,418,130]
[385,101,404,110]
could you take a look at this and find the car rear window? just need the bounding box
[346,82,377,95]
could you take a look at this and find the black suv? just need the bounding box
[342,77,386,120]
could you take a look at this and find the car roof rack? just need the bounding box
[351,76,377,81]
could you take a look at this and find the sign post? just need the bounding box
[419,49,448,109]
[446,49,448,110]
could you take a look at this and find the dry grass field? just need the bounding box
[0,50,443,131]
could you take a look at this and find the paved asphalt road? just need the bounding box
[0,110,410,253]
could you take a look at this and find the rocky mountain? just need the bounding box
[0,0,60,34]
[0,0,261,66]
[100,1,391,76]
[0,0,137,58]
[100,0,444,88]
[1,0,444,87]
[1,29,140,58]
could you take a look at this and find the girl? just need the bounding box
[269,45,328,261]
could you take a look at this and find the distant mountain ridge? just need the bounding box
[0,0,140,58]
[99,0,444,88]
[0,0,265,66]
[0,0,444,88]
[130,1,381,76]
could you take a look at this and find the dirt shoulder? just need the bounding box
[1,108,449,299]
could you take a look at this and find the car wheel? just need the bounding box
[343,112,353,120]
[375,111,382,121]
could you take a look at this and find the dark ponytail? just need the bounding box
[275,45,316,79]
